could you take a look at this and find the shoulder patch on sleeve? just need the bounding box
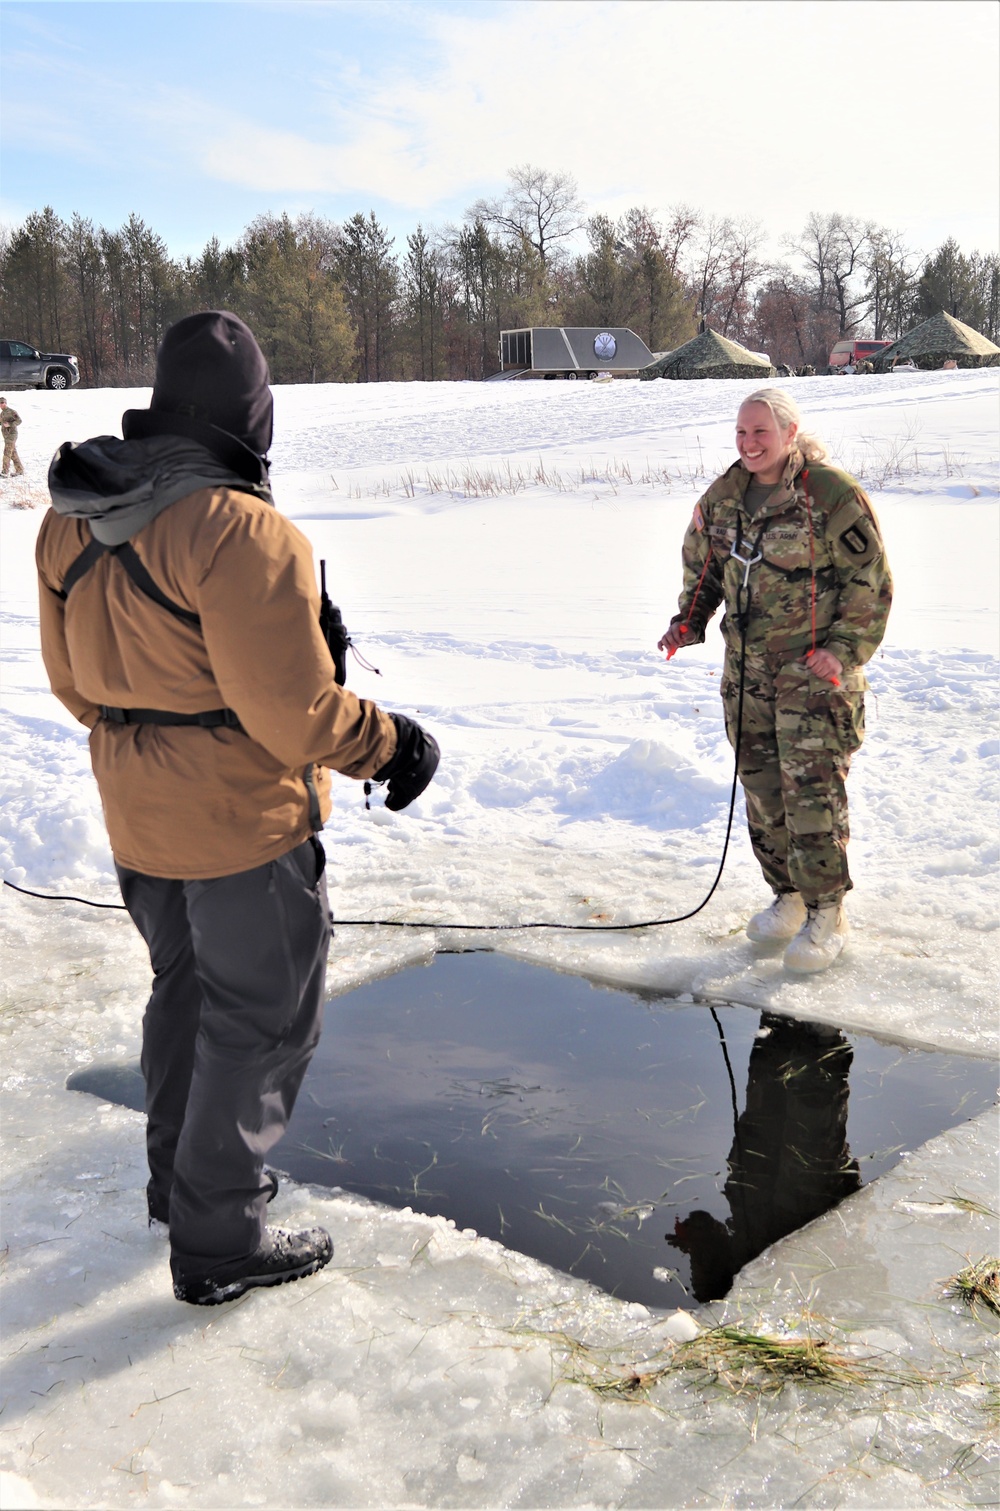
[840,523,869,556]
[691,503,704,532]
[827,489,883,568]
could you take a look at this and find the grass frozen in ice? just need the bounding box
[942,1193,999,1220]
[944,1256,1000,1319]
[672,1323,911,1396]
[514,1311,924,1406]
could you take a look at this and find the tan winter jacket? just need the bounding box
[37,485,397,879]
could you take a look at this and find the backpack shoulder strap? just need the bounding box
[58,537,109,599]
[112,542,201,627]
[59,534,201,627]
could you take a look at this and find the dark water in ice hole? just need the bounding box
[67,953,998,1310]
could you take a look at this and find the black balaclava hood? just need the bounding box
[145,310,273,457]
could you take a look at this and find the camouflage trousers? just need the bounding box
[721,651,866,908]
[2,436,23,475]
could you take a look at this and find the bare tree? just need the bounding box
[471,164,584,266]
[687,215,765,340]
[861,224,919,339]
[790,212,868,336]
[713,217,767,342]
[753,270,821,369]
[617,208,696,350]
[660,204,700,279]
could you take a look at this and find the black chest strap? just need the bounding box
[98,704,244,731]
[60,534,242,734]
[58,529,326,827]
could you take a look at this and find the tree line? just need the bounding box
[2,165,997,385]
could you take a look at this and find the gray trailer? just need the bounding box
[495,327,654,379]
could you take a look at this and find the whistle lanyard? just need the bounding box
[730,515,768,630]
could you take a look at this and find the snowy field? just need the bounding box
[1,369,998,1508]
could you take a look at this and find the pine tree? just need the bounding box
[336,214,399,381]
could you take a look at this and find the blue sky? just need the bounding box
[1,0,998,262]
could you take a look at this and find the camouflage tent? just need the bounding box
[872,311,1000,371]
[638,328,776,381]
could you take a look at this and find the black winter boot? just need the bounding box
[172,1226,333,1305]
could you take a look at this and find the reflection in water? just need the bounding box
[64,956,996,1311]
[668,1012,862,1301]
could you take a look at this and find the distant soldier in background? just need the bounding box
[0,397,25,476]
[658,389,892,974]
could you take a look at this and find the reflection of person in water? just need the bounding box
[668,1013,862,1301]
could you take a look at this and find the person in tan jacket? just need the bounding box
[36,312,439,1305]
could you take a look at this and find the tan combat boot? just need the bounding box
[746,891,807,943]
[783,904,849,973]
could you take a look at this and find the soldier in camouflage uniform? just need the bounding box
[659,389,892,972]
[1,397,25,476]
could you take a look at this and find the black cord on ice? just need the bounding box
[2,607,750,934]
[2,851,731,927]
[331,657,745,933]
[3,879,128,910]
[709,1005,741,1130]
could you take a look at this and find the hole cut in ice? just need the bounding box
[67,953,997,1309]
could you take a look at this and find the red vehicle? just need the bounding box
[828,338,894,369]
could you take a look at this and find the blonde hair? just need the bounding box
[741,387,829,464]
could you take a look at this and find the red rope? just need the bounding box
[802,466,817,656]
[681,546,713,636]
[666,543,715,657]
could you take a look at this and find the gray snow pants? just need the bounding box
[116,838,331,1282]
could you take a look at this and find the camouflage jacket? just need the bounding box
[671,449,892,670]
[0,407,21,435]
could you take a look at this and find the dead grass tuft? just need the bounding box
[4,481,48,510]
[512,1315,918,1405]
[944,1257,1000,1319]
[943,1194,999,1220]
[674,1324,882,1395]
[339,456,691,504]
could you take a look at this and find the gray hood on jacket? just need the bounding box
[47,433,273,547]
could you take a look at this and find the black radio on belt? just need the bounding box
[318,561,350,687]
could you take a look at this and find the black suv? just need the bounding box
[0,340,80,390]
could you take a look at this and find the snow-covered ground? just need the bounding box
[1,370,998,1508]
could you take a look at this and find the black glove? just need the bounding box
[373,714,440,811]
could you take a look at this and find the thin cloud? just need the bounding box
[1,0,996,253]
[172,0,999,234]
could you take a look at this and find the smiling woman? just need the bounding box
[658,388,893,973]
